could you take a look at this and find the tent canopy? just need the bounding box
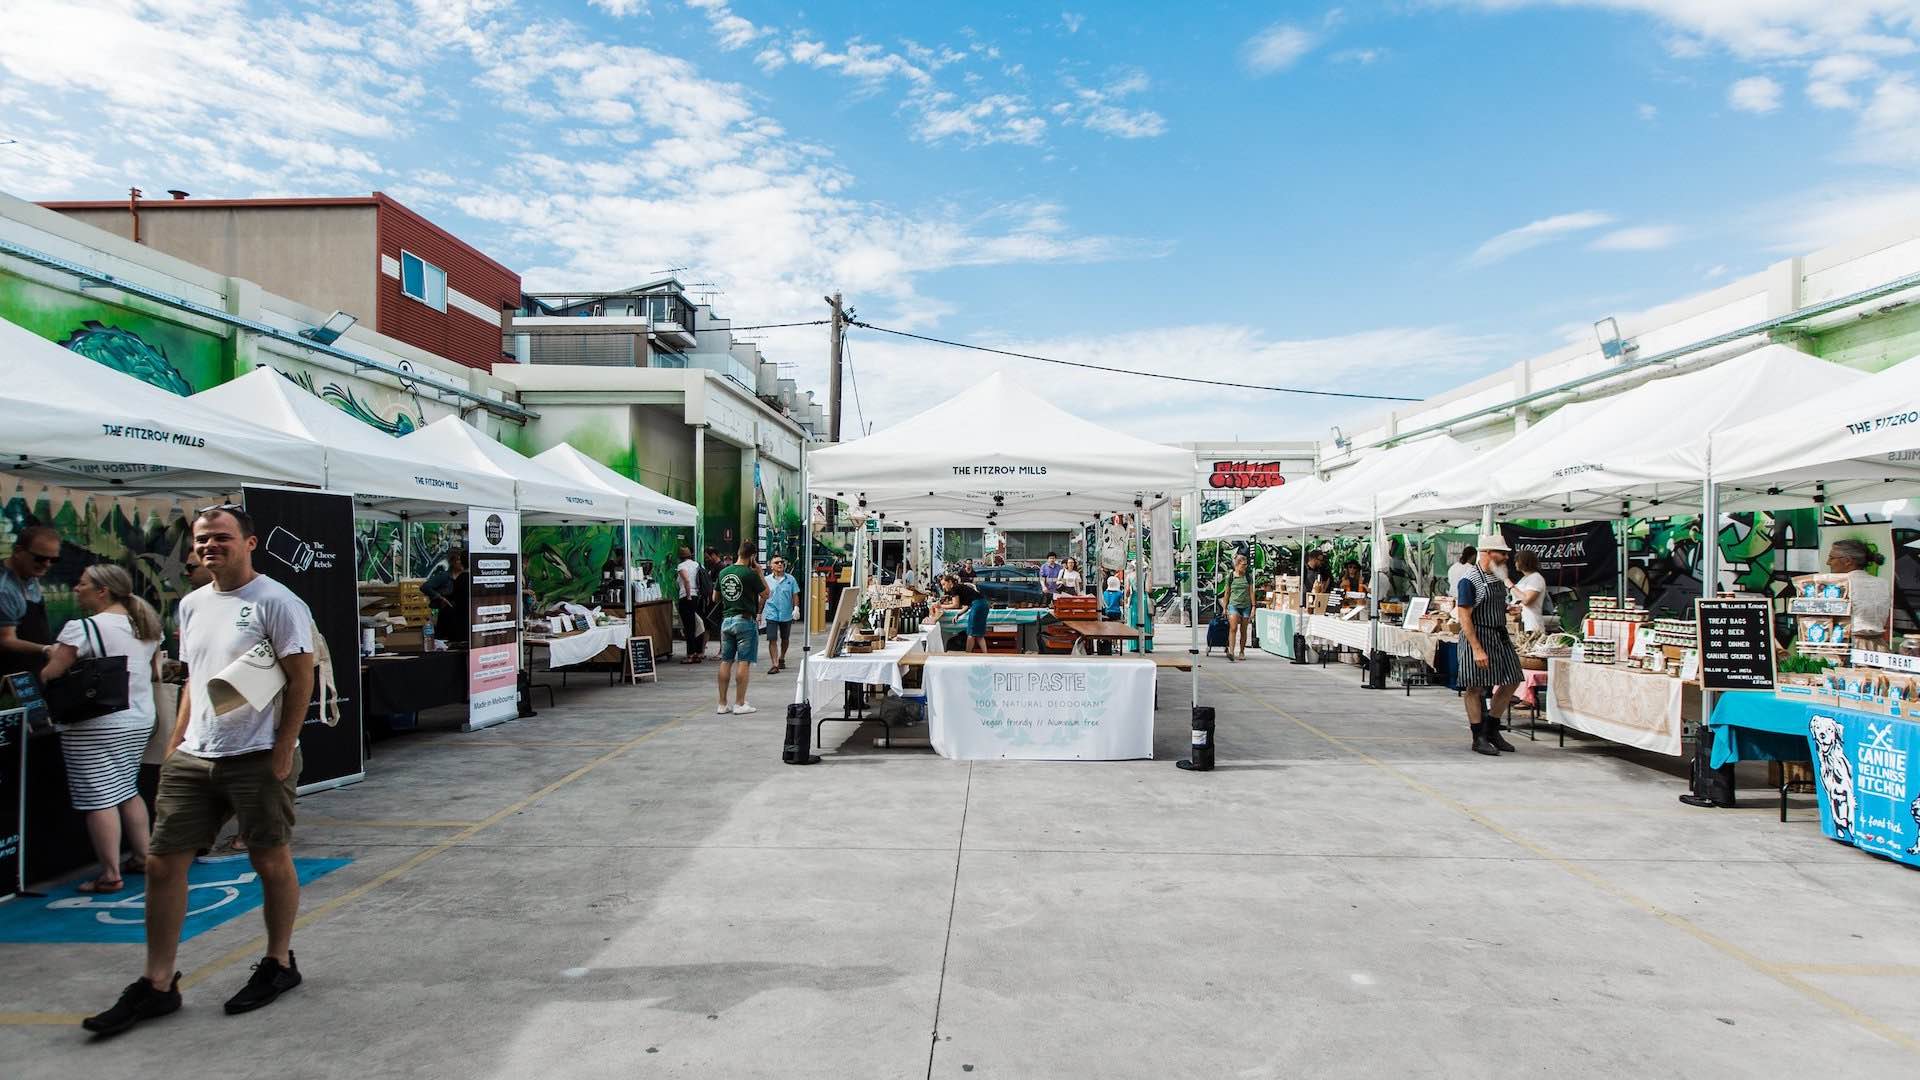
[193,368,516,515]
[531,444,697,527]
[0,315,323,495]
[1267,437,1480,536]
[1479,345,1855,519]
[1712,354,1920,510]
[399,416,621,523]
[805,372,1195,525]
[1195,475,1328,541]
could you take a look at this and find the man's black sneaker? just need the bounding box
[82,973,181,1036]
[224,953,301,1015]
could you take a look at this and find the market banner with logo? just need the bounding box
[242,485,364,793]
[1808,709,1920,869]
[923,656,1156,760]
[1500,522,1617,590]
[467,507,522,731]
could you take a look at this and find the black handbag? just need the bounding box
[44,617,131,723]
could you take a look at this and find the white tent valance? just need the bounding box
[531,444,697,527]
[805,373,1195,524]
[1195,475,1328,541]
[1266,438,1480,536]
[399,417,622,523]
[1,315,323,495]
[1712,354,1920,510]
[193,368,516,516]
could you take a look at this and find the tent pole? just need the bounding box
[1369,501,1386,688]
[694,425,705,566]
[1189,485,1200,708]
[623,509,633,613]
[401,513,411,583]
[800,445,812,695]
[1617,503,1630,600]
[1131,506,1144,654]
[1480,504,1494,535]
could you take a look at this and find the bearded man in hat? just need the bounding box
[1454,534,1522,757]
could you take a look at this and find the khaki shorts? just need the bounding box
[149,747,300,855]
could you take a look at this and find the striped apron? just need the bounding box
[1455,567,1524,688]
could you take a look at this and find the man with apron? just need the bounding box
[1,525,61,677]
[1454,533,1522,757]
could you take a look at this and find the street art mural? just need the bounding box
[280,367,422,437]
[1,276,228,394]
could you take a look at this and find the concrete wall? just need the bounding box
[55,204,379,327]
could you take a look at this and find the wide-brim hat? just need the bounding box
[1476,533,1512,553]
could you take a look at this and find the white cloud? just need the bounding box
[1729,75,1784,113]
[1243,24,1317,75]
[1058,71,1169,140]
[590,0,648,15]
[1061,12,1085,34]
[1637,102,1658,120]
[1762,181,1920,251]
[1589,224,1680,251]
[1456,2,1920,60]
[1333,48,1387,64]
[1468,210,1615,266]
[684,0,763,52]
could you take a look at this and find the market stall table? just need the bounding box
[919,653,1159,761]
[362,651,469,732]
[800,633,929,742]
[936,607,1052,653]
[1255,609,1300,660]
[1545,658,1700,755]
[1058,619,1146,654]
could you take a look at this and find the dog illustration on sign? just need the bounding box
[1809,715,1856,838]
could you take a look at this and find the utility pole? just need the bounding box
[825,291,845,443]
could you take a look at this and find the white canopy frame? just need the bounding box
[801,373,1201,724]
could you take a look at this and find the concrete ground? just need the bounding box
[4,646,1919,1079]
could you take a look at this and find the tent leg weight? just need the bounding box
[784,703,820,766]
[1177,706,1215,772]
[1364,650,1388,690]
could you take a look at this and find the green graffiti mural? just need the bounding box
[523,525,617,606]
[282,368,421,436]
[3,497,195,639]
[355,519,460,584]
[0,275,228,392]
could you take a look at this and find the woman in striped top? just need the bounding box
[40,564,165,894]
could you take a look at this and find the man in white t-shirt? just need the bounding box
[675,544,705,663]
[85,505,315,1036]
[1446,545,1477,593]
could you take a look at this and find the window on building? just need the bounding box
[400,251,447,312]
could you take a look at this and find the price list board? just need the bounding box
[1695,598,1777,692]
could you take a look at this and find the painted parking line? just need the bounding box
[1211,669,1920,1056]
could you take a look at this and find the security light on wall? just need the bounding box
[299,310,357,345]
[1594,317,1634,361]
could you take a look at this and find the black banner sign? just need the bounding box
[1696,598,1777,692]
[628,636,656,683]
[0,705,22,901]
[1500,522,1618,590]
[243,486,365,792]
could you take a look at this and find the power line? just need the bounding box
[844,331,869,436]
[847,320,1425,402]
[719,319,831,332]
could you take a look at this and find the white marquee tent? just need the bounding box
[1195,474,1330,541]
[193,367,516,515]
[1,315,323,498]
[1713,354,1920,510]
[399,416,622,523]
[1256,437,1481,538]
[532,444,697,527]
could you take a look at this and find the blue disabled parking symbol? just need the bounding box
[0,858,348,944]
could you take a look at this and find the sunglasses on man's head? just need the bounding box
[195,502,244,516]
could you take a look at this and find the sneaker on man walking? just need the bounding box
[224,953,301,1015]
[716,704,732,714]
[82,973,181,1035]
[731,702,758,715]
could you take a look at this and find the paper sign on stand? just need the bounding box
[1401,597,1429,630]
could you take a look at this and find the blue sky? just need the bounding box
[6,1,1920,441]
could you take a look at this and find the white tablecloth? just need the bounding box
[531,623,631,669]
[923,655,1156,761]
[1301,615,1444,666]
[1546,657,1697,756]
[798,633,927,717]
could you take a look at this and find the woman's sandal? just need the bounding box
[76,876,124,894]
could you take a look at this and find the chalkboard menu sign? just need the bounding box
[1695,598,1777,692]
[627,636,657,683]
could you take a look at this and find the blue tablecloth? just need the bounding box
[1711,695,1920,869]
[1708,693,1814,769]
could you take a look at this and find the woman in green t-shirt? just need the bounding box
[1221,552,1254,662]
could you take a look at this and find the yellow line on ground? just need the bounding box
[0,1012,88,1025]
[300,818,483,829]
[1768,963,1920,977]
[175,711,691,993]
[1468,803,1786,815]
[1212,669,1920,1056]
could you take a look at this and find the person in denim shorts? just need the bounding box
[713,542,769,715]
